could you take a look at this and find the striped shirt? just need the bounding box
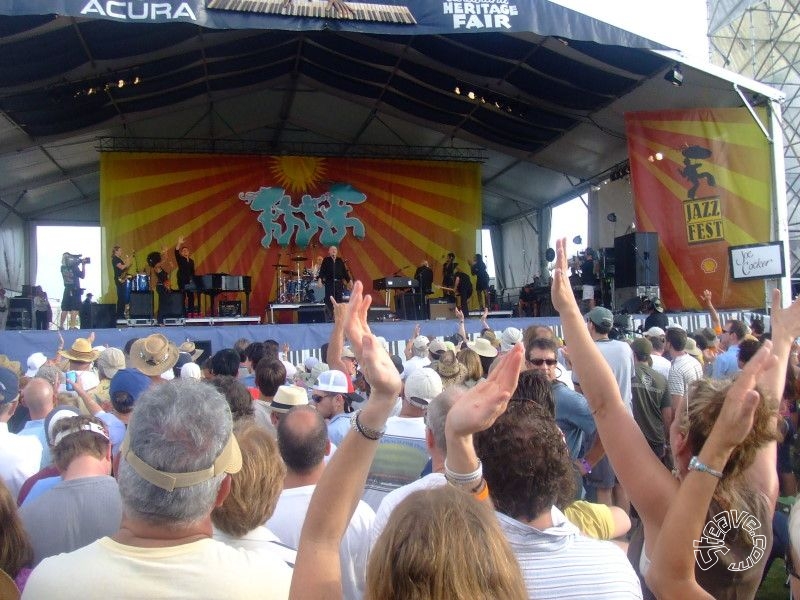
[497,507,642,599]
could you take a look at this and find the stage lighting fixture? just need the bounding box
[665,64,683,86]
[607,213,617,223]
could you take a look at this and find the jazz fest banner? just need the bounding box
[99,153,481,313]
[625,107,773,310]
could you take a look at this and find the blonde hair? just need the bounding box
[211,422,286,537]
[367,486,526,600]
[0,479,32,578]
[679,378,779,512]
[457,348,483,381]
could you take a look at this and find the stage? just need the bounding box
[0,308,759,371]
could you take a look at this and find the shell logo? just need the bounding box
[700,258,718,274]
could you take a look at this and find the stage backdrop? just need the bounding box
[625,107,773,310]
[99,153,481,314]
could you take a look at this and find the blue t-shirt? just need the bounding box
[552,382,596,460]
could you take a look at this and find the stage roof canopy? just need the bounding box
[0,2,783,227]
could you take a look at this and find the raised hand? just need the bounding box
[699,289,713,307]
[331,297,347,324]
[341,281,372,357]
[550,238,579,316]
[445,343,524,437]
[359,334,401,401]
[706,341,777,453]
[769,288,800,343]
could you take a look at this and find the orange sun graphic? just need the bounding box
[269,156,327,194]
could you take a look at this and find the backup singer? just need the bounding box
[317,245,350,319]
[111,245,134,319]
[442,252,457,301]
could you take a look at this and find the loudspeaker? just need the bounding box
[367,306,391,322]
[83,303,116,328]
[613,232,659,288]
[298,305,326,324]
[395,293,421,320]
[219,300,241,317]
[193,340,213,364]
[429,301,456,320]
[158,291,184,319]
[129,292,154,318]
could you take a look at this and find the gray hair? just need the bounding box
[35,364,63,389]
[426,386,460,454]
[117,379,232,527]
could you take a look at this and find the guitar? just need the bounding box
[433,284,456,294]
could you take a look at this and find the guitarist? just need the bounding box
[112,245,134,319]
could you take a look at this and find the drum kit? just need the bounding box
[274,254,320,303]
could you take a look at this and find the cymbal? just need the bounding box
[272,263,287,268]
[291,255,307,262]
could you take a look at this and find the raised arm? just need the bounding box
[550,238,677,545]
[453,307,467,346]
[326,299,348,374]
[290,282,401,600]
[647,344,775,599]
[699,289,721,334]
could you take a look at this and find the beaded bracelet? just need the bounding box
[444,458,483,487]
[350,410,385,441]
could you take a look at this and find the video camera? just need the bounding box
[63,253,91,268]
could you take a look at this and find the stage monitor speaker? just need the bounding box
[298,305,326,324]
[429,301,456,320]
[82,303,116,328]
[395,293,421,321]
[193,340,213,363]
[158,291,184,319]
[129,292,154,319]
[219,300,241,318]
[367,307,391,322]
[613,232,659,288]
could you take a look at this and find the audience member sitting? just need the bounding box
[211,422,294,565]
[19,415,121,566]
[22,378,293,599]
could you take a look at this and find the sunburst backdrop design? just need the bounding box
[100,153,482,315]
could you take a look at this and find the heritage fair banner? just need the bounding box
[625,107,773,310]
[99,153,481,314]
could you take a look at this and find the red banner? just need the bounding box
[100,153,481,315]
[625,108,772,309]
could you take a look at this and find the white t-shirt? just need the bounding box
[0,422,42,499]
[650,354,671,380]
[22,536,293,599]
[267,484,374,600]
[212,525,297,567]
[371,472,446,547]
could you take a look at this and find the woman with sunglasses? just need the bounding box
[526,336,604,490]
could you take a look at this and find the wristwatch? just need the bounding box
[688,456,723,479]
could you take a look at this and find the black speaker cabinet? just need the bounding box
[395,292,422,321]
[129,292,154,319]
[219,300,241,317]
[613,232,659,288]
[81,303,116,328]
[298,305,326,324]
[158,291,184,319]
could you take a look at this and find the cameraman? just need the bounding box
[59,252,88,329]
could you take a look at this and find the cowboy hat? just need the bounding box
[130,334,179,376]
[58,338,101,363]
[467,337,498,358]
[178,340,204,361]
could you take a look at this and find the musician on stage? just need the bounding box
[59,252,87,330]
[580,248,599,311]
[111,245,134,319]
[317,245,350,319]
[442,252,457,300]
[175,236,196,315]
[414,260,434,319]
[453,268,473,317]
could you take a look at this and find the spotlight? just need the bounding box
[467,91,475,100]
[454,86,461,95]
[607,213,617,223]
[655,152,663,161]
[133,76,141,85]
[664,64,683,86]
[118,79,125,88]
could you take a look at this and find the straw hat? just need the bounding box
[58,338,101,363]
[467,337,498,358]
[270,384,309,414]
[130,334,179,376]
[434,350,467,387]
[178,341,204,361]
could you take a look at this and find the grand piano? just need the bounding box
[193,274,252,316]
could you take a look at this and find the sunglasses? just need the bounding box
[312,394,331,403]
[528,358,558,366]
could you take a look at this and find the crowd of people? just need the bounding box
[0,238,798,599]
